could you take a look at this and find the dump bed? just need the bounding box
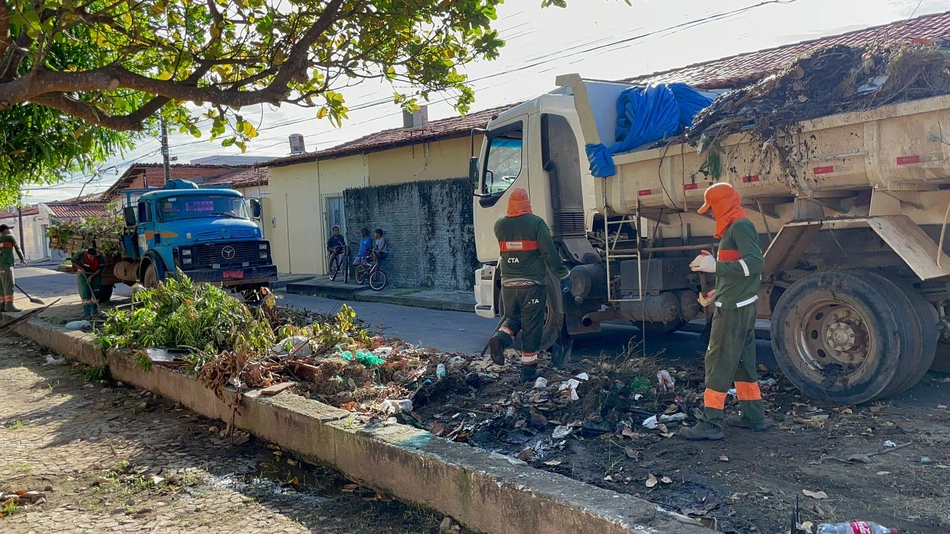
[564,76,950,217]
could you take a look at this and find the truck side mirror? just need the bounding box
[250,198,262,219]
[469,157,480,191]
[137,202,150,223]
[123,206,136,227]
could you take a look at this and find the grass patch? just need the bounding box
[6,420,25,430]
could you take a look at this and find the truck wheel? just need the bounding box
[771,271,901,404]
[879,275,938,393]
[143,264,160,288]
[96,284,114,304]
[860,273,926,398]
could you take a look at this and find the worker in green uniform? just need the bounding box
[681,182,768,440]
[488,188,571,382]
[71,247,106,319]
[0,224,27,312]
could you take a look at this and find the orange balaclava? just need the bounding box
[506,188,532,217]
[698,183,747,238]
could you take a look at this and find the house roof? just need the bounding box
[44,201,111,218]
[263,104,513,168]
[102,163,253,199]
[625,10,950,89]
[0,205,40,219]
[201,167,269,188]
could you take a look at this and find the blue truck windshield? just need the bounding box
[157,195,249,222]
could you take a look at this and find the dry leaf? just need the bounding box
[646,474,658,488]
[719,455,729,462]
[802,489,828,500]
[660,476,672,484]
[625,447,639,459]
[870,405,884,414]
[342,484,359,492]
[621,427,637,439]
[657,423,670,433]
[604,475,615,482]
[794,414,829,427]
[847,454,872,464]
[543,459,562,466]
[661,432,676,438]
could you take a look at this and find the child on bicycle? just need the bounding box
[373,228,389,261]
[354,228,373,265]
[327,226,345,265]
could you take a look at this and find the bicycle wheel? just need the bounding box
[369,270,388,291]
[354,264,368,284]
[328,255,340,281]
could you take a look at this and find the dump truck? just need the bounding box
[51,179,277,301]
[470,73,950,404]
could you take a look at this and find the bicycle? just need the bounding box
[354,250,388,291]
[327,245,349,282]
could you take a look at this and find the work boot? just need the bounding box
[519,365,539,383]
[679,421,725,441]
[488,336,505,366]
[726,415,770,431]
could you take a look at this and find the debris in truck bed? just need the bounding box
[684,44,950,177]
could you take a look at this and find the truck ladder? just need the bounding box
[604,214,643,304]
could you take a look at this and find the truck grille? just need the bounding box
[195,242,264,266]
[555,211,586,238]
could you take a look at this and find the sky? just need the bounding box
[24,0,948,203]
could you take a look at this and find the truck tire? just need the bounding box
[879,275,938,393]
[860,273,927,398]
[96,284,114,304]
[143,264,160,289]
[771,271,901,404]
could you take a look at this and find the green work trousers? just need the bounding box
[77,271,101,317]
[0,266,13,305]
[701,302,764,428]
[493,283,547,366]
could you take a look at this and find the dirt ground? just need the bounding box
[411,344,950,534]
[0,335,457,534]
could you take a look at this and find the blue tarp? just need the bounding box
[586,83,713,178]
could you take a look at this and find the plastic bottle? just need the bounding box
[816,522,897,534]
[436,363,446,379]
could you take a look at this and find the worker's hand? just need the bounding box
[697,289,715,307]
[689,251,716,273]
[19,259,26,266]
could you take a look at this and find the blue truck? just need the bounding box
[84,179,278,301]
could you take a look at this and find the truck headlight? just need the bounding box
[181,249,192,256]
[182,257,193,265]
[259,251,269,259]
[258,243,268,250]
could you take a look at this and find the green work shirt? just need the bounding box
[71,250,106,274]
[0,234,23,267]
[494,213,570,284]
[714,218,764,309]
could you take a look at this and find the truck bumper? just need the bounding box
[474,265,497,319]
[184,265,278,287]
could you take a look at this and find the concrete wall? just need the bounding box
[267,157,368,275]
[366,137,481,186]
[0,210,49,262]
[344,178,478,290]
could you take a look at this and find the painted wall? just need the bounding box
[266,157,368,275]
[344,178,478,290]
[0,211,47,262]
[366,136,483,186]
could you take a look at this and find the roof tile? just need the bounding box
[626,11,950,88]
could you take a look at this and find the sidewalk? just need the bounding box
[283,277,474,313]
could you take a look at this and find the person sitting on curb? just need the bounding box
[0,224,27,312]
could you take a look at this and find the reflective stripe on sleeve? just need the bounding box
[739,259,749,277]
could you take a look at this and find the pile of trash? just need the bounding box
[686,43,950,170]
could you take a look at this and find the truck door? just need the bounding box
[136,200,156,253]
[473,115,528,262]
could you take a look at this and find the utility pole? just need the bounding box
[16,191,24,255]
[160,116,172,184]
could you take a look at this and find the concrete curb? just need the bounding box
[283,282,474,314]
[7,315,711,534]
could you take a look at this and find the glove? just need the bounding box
[561,276,573,294]
[689,251,716,273]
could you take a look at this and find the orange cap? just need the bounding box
[698,182,738,215]
[506,188,532,217]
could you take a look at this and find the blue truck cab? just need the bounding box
[112,179,277,293]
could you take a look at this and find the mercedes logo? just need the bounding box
[221,246,236,260]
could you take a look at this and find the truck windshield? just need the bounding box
[483,125,523,195]
[156,195,249,222]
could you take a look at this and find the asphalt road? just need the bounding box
[12,265,772,366]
